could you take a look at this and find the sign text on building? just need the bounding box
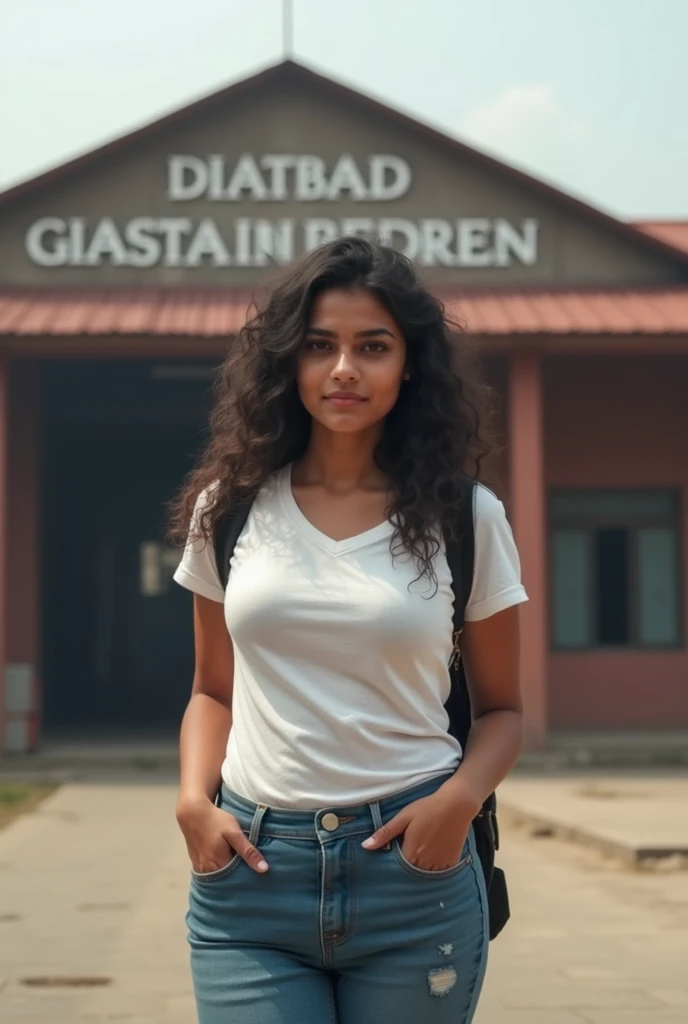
[26,153,540,270]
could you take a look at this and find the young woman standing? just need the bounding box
[169,236,527,1023]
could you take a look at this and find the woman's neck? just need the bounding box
[293,425,387,492]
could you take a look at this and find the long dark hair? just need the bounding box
[168,235,493,584]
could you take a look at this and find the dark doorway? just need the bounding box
[40,359,217,738]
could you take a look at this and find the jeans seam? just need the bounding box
[347,834,356,942]
[190,855,243,884]
[318,843,329,968]
[462,828,490,1022]
[392,839,473,879]
[327,976,337,1024]
[238,829,371,841]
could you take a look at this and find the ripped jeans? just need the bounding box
[187,770,489,1024]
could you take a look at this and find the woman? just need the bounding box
[169,236,527,1024]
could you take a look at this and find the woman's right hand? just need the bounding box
[176,796,269,874]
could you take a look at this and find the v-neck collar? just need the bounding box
[278,464,395,557]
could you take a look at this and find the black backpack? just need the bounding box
[213,475,510,941]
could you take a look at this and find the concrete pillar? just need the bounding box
[508,350,548,748]
[5,361,41,753]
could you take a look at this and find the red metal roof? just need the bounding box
[1,287,688,337]
[634,222,688,256]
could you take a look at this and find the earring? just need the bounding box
[403,372,411,381]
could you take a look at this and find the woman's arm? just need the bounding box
[360,604,524,867]
[175,594,270,874]
[176,594,234,814]
[437,604,524,813]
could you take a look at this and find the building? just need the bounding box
[0,60,687,754]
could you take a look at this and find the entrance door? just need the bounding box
[41,359,215,738]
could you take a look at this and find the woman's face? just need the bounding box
[296,287,407,436]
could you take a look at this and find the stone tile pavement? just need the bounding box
[499,772,688,863]
[0,776,686,1023]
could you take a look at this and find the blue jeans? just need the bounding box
[187,770,489,1023]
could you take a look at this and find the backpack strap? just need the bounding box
[442,477,476,754]
[213,499,254,590]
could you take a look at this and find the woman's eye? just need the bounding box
[363,342,387,353]
[305,339,331,351]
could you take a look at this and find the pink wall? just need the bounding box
[543,354,688,730]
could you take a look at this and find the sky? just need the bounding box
[1,0,686,219]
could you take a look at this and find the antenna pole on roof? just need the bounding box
[282,0,294,58]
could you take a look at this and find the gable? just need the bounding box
[0,63,685,289]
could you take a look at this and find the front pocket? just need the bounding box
[190,852,242,884]
[392,837,472,879]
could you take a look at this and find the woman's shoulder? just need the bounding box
[194,467,284,516]
[464,482,527,619]
[472,481,507,524]
[191,479,221,517]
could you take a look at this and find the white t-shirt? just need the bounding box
[173,465,528,809]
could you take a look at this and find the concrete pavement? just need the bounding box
[498,772,688,863]
[0,775,687,1023]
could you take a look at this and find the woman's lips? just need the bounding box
[325,392,367,407]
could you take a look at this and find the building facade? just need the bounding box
[1,60,687,753]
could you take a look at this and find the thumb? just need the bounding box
[361,811,409,850]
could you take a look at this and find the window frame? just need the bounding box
[549,487,683,652]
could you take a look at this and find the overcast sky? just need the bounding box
[2,0,686,219]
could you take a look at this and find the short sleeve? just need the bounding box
[172,488,226,604]
[464,484,529,622]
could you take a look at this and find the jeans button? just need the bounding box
[321,813,339,831]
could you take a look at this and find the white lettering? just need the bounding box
[369,155,411,200]
[158,217,193,266]
[377,218,420,260]
[208,155,227,201]
[68,217,87,265]
[162,152,416,202]
[125,217,162,268]
[296,157,327,201]
[24,211,541,270]
[226,154,268,200]
[26,217,69,266]
[85,217,128,266]
[326,154,368,201]
[185,218,231,266]
[420,219,455,266]
[252,219,295,265]
[304,218,339,249]
[168,155,209,201]
[457,218,493,267]
[495,217,538,266]
[234,218,253,266]
[341,218,375,238]
[261,154,296,200]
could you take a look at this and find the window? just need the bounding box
[550,489,681,649]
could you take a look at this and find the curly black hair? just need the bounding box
[168,235,493,585]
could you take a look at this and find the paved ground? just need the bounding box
[499,772,688,862]
[0,777,687,1023]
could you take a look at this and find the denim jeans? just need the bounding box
[187,770,489,1023]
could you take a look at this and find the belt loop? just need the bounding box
[369,798,383,832]
[248,803,268,846]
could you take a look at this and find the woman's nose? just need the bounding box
[331,355,359,380]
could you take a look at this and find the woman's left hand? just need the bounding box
[360,786,477,871]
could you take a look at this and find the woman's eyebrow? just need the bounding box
[305,326,396,339]
[354,328,395,339]
[305,327,337,337]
